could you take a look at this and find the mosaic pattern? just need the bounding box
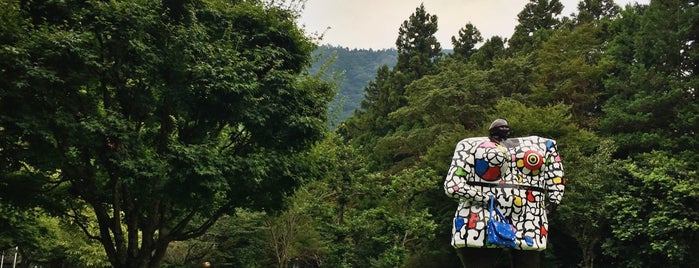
[444,136,565,250]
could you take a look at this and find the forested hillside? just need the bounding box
[1,0,698,268]
[310,45,398,124]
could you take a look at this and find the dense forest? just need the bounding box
[1,0,698,268]
[310,45,397,124]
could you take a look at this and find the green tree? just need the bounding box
[276,133,440,268]
[359,65,401,129]
[380,54,538,173]
[265,207,328,268]
[291,133,367,267]
[574,0,620,24]
[203,211,269,268]
[527,0,624,129]
[0,1,332,267]
[487,99,610,267]
[509,0,564,55]
[469,36,507,69]
[341,4,442,165]
[602,151,699,267]
[0,205,110,267]
[377,59,501,171]
[529,22,612,127]
[451,23,482,60]
[586,13,689,260]
[488,98,598,151]
[340,64,402,156]
[554,140,617,268]
[394,3,442,80]
[342,169,437,268]
[599,1,698,157]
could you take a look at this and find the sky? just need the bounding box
[299,0,650,50]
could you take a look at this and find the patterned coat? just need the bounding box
[443,136,565,250]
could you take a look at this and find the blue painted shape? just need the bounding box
[524,236,534,246]
[455,217,465,231]
[475,159,489,177]
[546,140,555,150]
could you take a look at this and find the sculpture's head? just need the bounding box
[488,118,510,141]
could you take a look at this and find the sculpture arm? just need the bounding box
[443,141,489,203]
[544,140,566,205]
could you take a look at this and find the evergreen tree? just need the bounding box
[469,36,507,69]
[6,0,699,266]
[596,3,699,265]
[340,65,401,153]
[394,3,442,80]
[599,1,698,157]
[574,0,620,24]
[530,22,611,127]
[553,140,616,268]
[341,4,443,170]
[451,23,483,60]
[509,0,564,55]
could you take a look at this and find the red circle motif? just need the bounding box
[523,150,543,171]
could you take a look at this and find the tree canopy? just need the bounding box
[2,0,699,267]
[0,0,332,267]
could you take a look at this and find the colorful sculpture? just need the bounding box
[444,134,565,250]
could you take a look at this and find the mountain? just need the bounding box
[310,45,398,124]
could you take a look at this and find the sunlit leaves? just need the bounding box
[603,151,699,266]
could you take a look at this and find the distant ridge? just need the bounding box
[310,45,398,125]
[310,45,455,125]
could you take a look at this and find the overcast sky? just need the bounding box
[299,0,650,50]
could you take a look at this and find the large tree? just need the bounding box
[394,3,442,80]
[529,22,611,127]
[451,23,483,60]
[0,0,332,267]
[469,36,507,69]
[594,2,699,265]
[599,0,698,157]
[574,0,620,24]
[508,0,564,55]
[341,4,442,162]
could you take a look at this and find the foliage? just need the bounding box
[601,151,699,267]
[553,139,617,268]
[0,205,109,267]
[574,0,620,24]
[332,0,698,266]
[469,36,507,69]
[4,0,699,267]
[508,0,564,55]
[530,22,612,127]
[160,209,276,268]
[599,0,698,158]
[451,23,483,60]
[0,0,331,267]
[488,98,604,267]
[394,3,442,80]
[310,46,398,125]
[264,195,329,268]
[339,3,443,166]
